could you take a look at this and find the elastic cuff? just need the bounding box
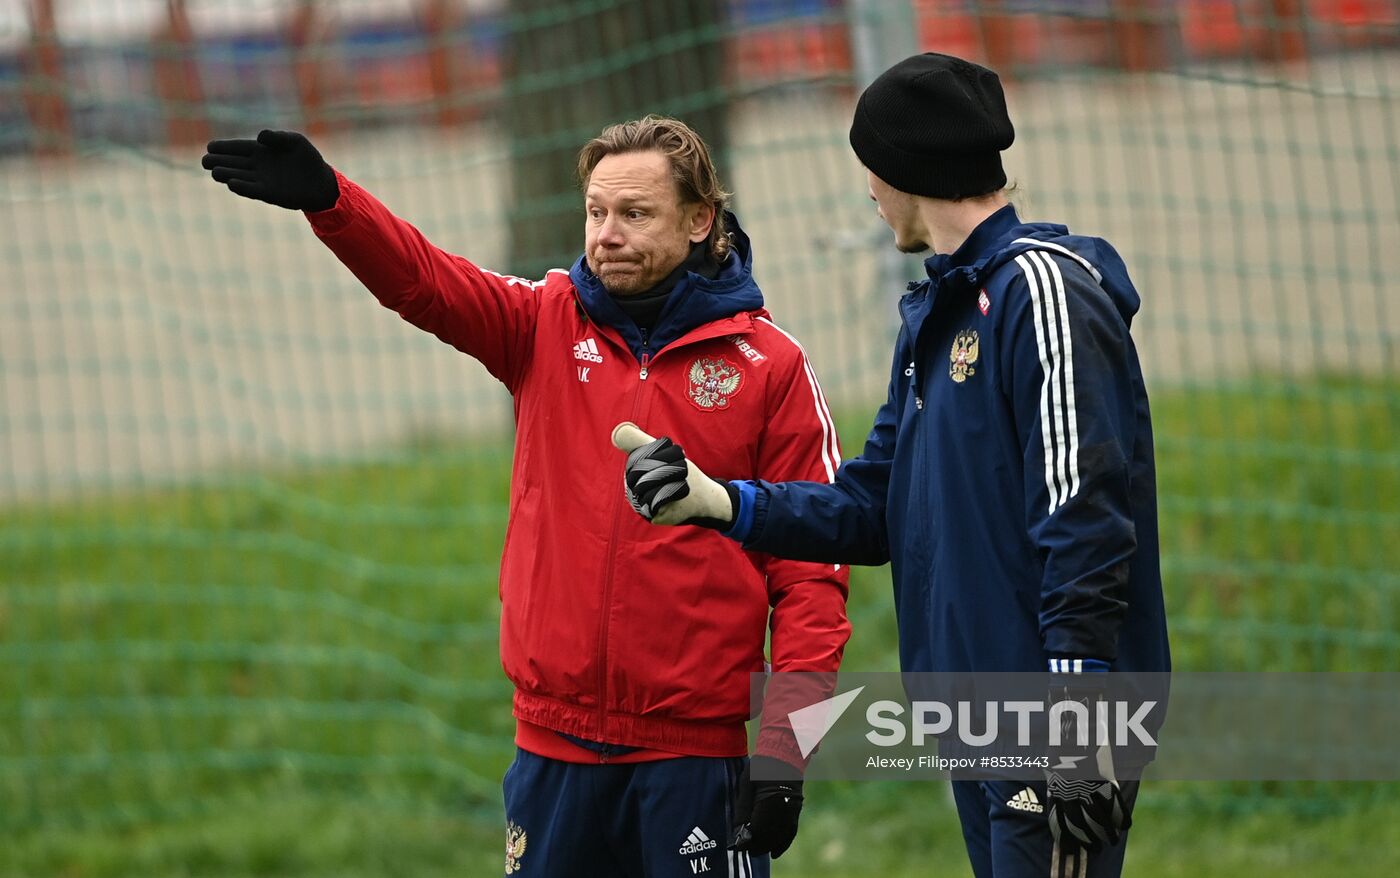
[752,735,808,774]
[304,169,354,231]
[720,480,758,542]
[747,753,806,783]
[1047,658,1111,673]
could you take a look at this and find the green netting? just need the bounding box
[2,1,1399,874]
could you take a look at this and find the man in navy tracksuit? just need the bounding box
[614,54,1170,877]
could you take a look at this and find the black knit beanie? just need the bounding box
[849,53,1015,199]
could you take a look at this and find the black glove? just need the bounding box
[613,423,738,529]
[729,756,804,860]
[1044,674,1132,852]
[622,435,690,518]
[201,129,339,212]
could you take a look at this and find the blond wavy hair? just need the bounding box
[577,115,732,263]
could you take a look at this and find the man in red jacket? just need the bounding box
[203,117,849,876]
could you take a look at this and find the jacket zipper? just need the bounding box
[595,352,648,748]
[591,319,750,750]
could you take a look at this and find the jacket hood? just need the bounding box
[568,210,765,359]
[921,204,1142,326]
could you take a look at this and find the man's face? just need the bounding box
[584,151,713,296]
[868,169,928,254]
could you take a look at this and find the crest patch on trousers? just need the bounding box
[686,356,744,411]
[505,821,528,873]
[950,329,979,383]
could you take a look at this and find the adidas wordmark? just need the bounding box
[679,826,718,855]
[573,338,604,363]
[1007,787,1044,814]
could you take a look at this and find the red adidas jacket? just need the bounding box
[306,173,850,766]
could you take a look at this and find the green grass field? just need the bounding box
[2,379,1398,876]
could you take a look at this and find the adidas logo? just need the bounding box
[573,338,604,363]
[1007,787,1044,814]
[678,826,718,855]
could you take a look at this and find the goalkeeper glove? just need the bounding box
[202,130,339,212]
[730,756,804,860]
[1044,670,1132,852]
[611,422,737,528]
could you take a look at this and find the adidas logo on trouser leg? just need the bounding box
[1007,787,1044,813]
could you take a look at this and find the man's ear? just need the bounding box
[687,202,716,244]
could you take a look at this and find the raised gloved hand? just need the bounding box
[201,130,339,212]
[610,422,737,528]
[730,756,804,860]
[1044,672,1132,852]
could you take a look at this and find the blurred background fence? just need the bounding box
[2,1,1399,875]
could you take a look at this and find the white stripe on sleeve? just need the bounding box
[1016,254,1064,512]
[1028,252,1071,512]
[755,316,844,571]
[1019,251,1082,514]
[1040,253,1081,501]
[1011,237,1102,283]
[756,317,840,482]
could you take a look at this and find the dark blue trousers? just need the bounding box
[952,779,1139,878]
[502,748,769,877]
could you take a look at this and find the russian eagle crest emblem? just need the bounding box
[949,329,979,383]
[504,821,527,873]
[687,356,744,411]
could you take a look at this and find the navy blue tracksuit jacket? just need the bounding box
[727,205,1169,677]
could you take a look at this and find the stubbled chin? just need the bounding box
[598,271,645,296]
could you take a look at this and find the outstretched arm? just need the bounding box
[203,130,542,391]
[614,352,901,566]
[735,388,895,566]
